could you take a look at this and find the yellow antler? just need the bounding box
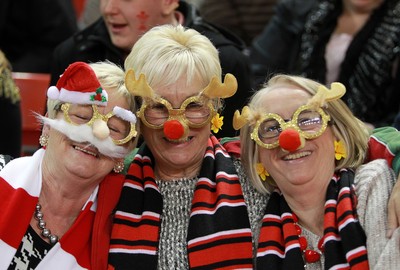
[308,82,346,108]
[202,73,238,99]
[125,69,154,98]
[233,106,250,130]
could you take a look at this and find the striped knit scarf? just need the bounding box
[257,169,369,269]
[108,135,253,269]
[0,149,98,269]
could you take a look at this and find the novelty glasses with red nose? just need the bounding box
[250,104,331,149]
[137,95,215,129]
[125,69,238,140]
[60,103,137,145]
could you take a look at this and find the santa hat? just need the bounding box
[47,62,108,106]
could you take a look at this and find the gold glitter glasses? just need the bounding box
[251,104,331,149]
[137,95,216,129]
[60,103,137,145]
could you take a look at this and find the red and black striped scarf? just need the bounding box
[108,135,253,269]
[257,169,369,269]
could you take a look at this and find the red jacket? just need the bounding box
[91,173,124,270]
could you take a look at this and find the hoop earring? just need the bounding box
[39,134,49,147]
[113,160,124,173]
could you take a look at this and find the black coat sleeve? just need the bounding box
[249,0,316,88]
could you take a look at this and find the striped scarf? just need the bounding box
[108,135,253,269]
[0,149,98,269]
[257,169,369,269]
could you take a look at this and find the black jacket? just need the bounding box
[51,1,252,138]
[250,0,315,88]
[0,0,77,73]
[250,0,400,127]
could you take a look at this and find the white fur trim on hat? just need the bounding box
[58,87,108,106]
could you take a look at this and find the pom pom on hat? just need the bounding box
[47,62,108,106]
[47,86,60,100]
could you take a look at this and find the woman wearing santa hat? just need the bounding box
[0,61,138,269]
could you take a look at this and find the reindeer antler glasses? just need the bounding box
[234,82,346,151]
[125,69,238,140]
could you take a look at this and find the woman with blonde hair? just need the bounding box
[237,74,400,269]
[108,24,264,269]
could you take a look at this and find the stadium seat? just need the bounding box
[12,72,50,156]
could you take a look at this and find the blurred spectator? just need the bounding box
[0,0,78,73]
[198,0,279,46]
[51,0,252,138]
[184,0,202,8]
[250,0,400,128]
[0,50,21,157]
[78,0,101,29]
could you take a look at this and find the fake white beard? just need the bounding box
[39,116,130,158]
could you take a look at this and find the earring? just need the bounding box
[255,163,269,181]
[113,160,124,173]
[334,140,347,160]
[211,113,224,133]
[39,134,49,147]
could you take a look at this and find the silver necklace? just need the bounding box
[34,203,59,245]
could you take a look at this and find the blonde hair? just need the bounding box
[0,50,20,104]
[124,24,223,110]
[240,74,370,194]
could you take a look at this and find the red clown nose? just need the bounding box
[279,128,304,152]
[164,120,185,140]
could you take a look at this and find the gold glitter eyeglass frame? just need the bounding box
[60,103,137,145]
[250,104,331,149]
[137,95,216,129]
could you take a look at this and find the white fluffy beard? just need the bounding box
[39,116,130,158]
